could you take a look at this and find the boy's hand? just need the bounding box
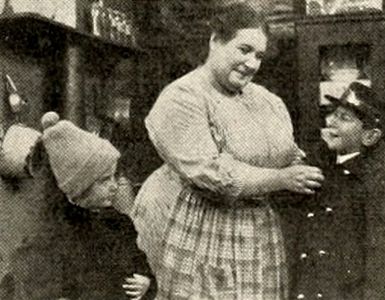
[123,273,151,300]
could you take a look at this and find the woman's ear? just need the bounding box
[362,128,382,147]
[209,34,215,52]
[209,33,219,52]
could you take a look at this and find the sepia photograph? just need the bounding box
[0,0,384,299]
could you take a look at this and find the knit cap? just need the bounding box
[41,112,120,200]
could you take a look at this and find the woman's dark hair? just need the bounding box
[209,3,268,42]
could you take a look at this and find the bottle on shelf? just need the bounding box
[91,1,101,36]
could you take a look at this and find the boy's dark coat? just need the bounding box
[361,141,385,299]
[6,198,156,300]
[290,140,385,299]
[292,153,366,299]
[62,206,157,300]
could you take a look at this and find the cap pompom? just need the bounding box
[41,111,60,130]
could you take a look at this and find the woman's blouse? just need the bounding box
[146,67,301,199]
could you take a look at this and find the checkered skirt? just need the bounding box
[155,188,288,300]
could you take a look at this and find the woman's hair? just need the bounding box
[209,3,268,42]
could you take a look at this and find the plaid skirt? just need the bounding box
[134,183,287,300]
[131,167,288,299]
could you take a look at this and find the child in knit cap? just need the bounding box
[10,112,156,300]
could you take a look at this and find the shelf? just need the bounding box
[0,12,145,55]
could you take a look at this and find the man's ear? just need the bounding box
[362,128,382,147]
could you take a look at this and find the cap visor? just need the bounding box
[324,94,341,103]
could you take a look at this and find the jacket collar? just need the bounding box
[338,153,366,177]
[336,152,360,165]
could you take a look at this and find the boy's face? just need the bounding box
[78,162,118,209]
[322,106,366,155]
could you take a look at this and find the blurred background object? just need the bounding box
[306,0,383,15]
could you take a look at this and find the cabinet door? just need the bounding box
[296,16,385,153]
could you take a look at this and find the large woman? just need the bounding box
[130,3,324,299]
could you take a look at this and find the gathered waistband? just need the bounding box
[189,186,270,208]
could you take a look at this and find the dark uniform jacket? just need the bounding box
[361,141,385,299]
[292,148,367,300]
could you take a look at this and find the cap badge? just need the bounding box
[345,91,361,107]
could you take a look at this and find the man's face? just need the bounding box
[210,28,267,93]
[322,106,366,155]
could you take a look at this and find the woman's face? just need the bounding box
[209,28,267,93]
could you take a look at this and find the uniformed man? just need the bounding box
[292,81,385,300]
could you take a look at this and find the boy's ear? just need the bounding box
[362,128,382,147]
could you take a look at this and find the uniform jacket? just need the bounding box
[292,144,367,300]
[360,141,385,299]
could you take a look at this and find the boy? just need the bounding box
[10,112,156,300]
[292,82,385,299]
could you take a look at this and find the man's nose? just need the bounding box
[325,113,337,127]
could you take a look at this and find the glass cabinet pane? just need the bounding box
[319,44,371,105]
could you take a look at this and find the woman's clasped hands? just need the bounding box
[281,165,324,194]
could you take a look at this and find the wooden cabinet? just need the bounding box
[0,13,143,126]
[296,14,385,153]
[0,13,145,183]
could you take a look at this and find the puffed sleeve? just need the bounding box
[145,84,283,200]
[146,85,244,198]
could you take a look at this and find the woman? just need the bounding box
[130,3,324,299]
